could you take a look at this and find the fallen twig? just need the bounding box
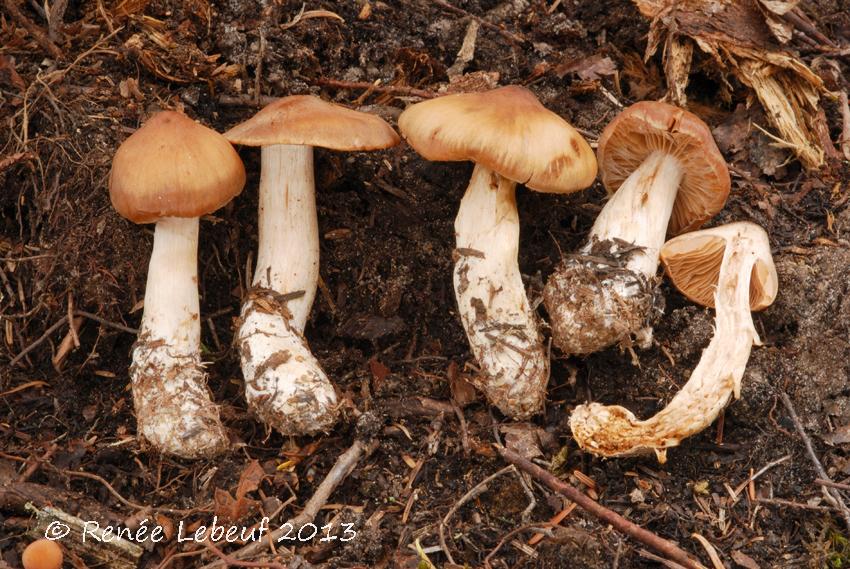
[199,439,377,569]
[440,465,514,565]
[0,0,63,59]
[9,310,137,367]
[817,478,850,492]
[57,467,212,516]
[731,454,792,499]
[430,0,526,44]
[313,78,436,99]
[25,504,142,569]
[9,314,69,367]
[484,522,555,568]
[756,497,834,512]
[201,540,287,569]
[779,391,850,533]
[839,90,850,161]
[0,152,30,173]
[74,310,138,334]
[17,443,58,483]
[497,446,706,569]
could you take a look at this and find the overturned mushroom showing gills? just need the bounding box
[544,101,730,356]
[569,221,778,462]
[225,96,399,435]
[109,111,245,458]
[398,86,597,418]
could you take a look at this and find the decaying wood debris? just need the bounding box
[633,0,835,169]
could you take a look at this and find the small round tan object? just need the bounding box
[22,539,63,569]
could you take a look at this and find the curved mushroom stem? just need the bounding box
[544,151,683,355]
[454,164,549,418]
[569,228,761,463]
[131,216,229,458]
[237,144,338,435]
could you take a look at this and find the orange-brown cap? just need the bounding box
[22,539,63,569]
[660,222,778,311]
[597,101,730,235]
[109,111,246,224]
[397,85,597,194]
[224,95,400,150]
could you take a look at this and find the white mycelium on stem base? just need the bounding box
[225,95,400,435]
[454,164,548,417]
[546,151,683,353]
[569,222,777,463]
[109,110,245,459]
[132,217,229,457]
[238,143,338,434]
[544,102,730,357]
[398,86,597,418]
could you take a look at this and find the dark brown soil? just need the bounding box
[2,0,850,567]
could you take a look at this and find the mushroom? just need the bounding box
[398,86,597,418]
[110,111,245,458]
[544,101,730,356]
[569,221,777,462]
[22,539,63,569]
[224,96,400,435]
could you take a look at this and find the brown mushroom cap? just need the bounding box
[596,101,730,235]
[22,539,63,569]
[397,85,597,193]
[224,95,400,151]
[109,111,246,224]
[660,226,778,311]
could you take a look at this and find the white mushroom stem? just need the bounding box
[544,151,683,355]
[253,144,320,329]
[584,151,682,276]
[453,163,549,418]
[569,229,761,463]
[237,143,338,435]
[131,216,228,458]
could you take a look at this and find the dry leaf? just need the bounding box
[731,549,761,569]
[281,9,345,31]
[501,423,544,460]
[823,424,850,446]
[555,54,617,80]
[214,460,264,522]
[448,361,478,407]
[369,357,390,391]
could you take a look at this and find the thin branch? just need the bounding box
[1,0,63,59]
[199,439,376,569]
[484,522,555,569]
[497,446,706,569]
[9,310,137,367]
[313,78,436,99]
[74,310,138,334]
[9,315,69,367]
[731,454,792,498]
[202,540,287,569]
[779,391,850,533]
[817,478,850,492]
[440,465,514,565]
[429,0,526,44]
